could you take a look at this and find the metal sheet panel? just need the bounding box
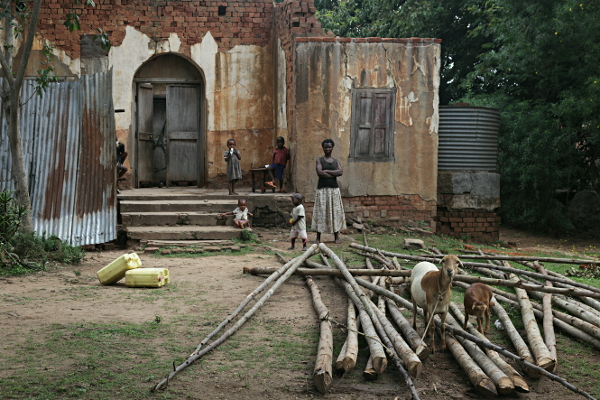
[0,71,116,246]
[438,106,501,171]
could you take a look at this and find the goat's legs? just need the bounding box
[485,306,491,333]
[412,299,418,330]
[439,311,447,352]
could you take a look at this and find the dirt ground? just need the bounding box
[2,227,600,400]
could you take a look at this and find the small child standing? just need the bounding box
[266,136,290,192]
[224,138,242,195]
[288,193,307,250]
[220,199,253,229]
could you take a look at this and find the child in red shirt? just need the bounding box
[266,136,290,192]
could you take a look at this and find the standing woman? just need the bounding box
[312,139,346,243]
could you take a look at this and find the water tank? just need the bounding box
[438,105,500,171]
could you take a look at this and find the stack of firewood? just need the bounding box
[152,242,599,400]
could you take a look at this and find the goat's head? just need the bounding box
[441,255,461,279]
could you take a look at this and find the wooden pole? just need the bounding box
[453,253,600,266]
[191,254,304,356]
[305,276,333,394]
[449,303,529,393]
[334,338,348,372]
[322,244,419,400]
[363,356,378,381]
[368,298,422,378]
[349,243,600,293]
[355,277,597,400]
[537,264,557,367]
[386,298,430,361]
[152,245,318,392]
[343,297,359,372]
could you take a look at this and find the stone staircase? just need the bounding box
[118,188,290,244]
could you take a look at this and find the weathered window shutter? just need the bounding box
[351,88,395,160]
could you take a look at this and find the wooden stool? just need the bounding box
[250,167,275,193]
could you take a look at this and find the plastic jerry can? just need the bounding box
[96,253,142,285]
[125,268,170,288]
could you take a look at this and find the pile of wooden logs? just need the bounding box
[152,241,600,400]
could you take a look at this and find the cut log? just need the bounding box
[378,277,387,314]
[322,244,419,400]
[305,276,333,394]
[368,298,422,378]
[344,297,359,372]
[447,314,513,394]
[445,333,498,396]
[512,273,556,372]
[449,303,529,393]
[455,253,600,265]
[334,338,348,372]
[363,356,378,381]
[353,276,597,400]
[386,298,430,361]
[152,245,318,391]
[349,243,600,293]
[537,263,557,369]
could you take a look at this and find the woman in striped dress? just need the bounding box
[312,139,346,244]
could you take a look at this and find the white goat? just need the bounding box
[410,255,461,352]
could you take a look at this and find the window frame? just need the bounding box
[349,88,396,162]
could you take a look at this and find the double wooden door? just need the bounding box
[136,83,203,187]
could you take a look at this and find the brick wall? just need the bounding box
[38,0,276,58]
[303,195,437,227]
[273,0,324,143]
[436,209,500,242]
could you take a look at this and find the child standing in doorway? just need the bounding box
[288,193,307,250]
[266,136,290,192]
[220,199,253,229]
[224,138,242,195]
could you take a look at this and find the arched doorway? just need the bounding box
[133,54,205,187]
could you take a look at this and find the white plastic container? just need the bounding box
[125,268,170,288]
[96,253,142,285]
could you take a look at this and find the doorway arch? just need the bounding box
[133,54,206,187]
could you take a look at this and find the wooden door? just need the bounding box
[136,83,154,185]
[166,85,200,186]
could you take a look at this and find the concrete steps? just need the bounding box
[120,199,238,213]
[121,211,232,227]
[126,226,244,241]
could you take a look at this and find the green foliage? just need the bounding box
[0,190,84,274]
[316,0,600,232]
[240,228,258,242]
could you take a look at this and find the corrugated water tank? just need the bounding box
[438,105,500,171]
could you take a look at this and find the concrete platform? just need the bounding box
[121,212,231,227]
[126,226,246,241]
[120,199,238,213]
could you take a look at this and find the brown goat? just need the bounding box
[463,283,495,334]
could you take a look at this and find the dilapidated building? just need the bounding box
[2,0,449,244]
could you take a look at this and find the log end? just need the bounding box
[342,357,357,372]
[242,266,255,275]
[407,360,422,379]
[372,356,388,374]
[512,375,530,393]
[497,377,515,395]
[363,368,378,382]
[313,372,332,394]
[334,360,345,372]
[538,358,557,373]
[416,344,431,361]
[476,377,499,397]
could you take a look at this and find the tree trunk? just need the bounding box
[368,298,422,378]
[244,266,411,277]
[152,245,318,391]
[537,264,557,368]
[343,297,359,372]
[455,253,600,266]
[449,303,529,393]
[513,274,556,372]
[334,338,348,372]
[445,333,498,396]
[490,299,539,377]
[386,298,430,361]
[305,276,333,394]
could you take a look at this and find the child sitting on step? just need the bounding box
[220,199,253,229]
[288,193,307,250]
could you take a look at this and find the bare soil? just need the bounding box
[2,227,599,399]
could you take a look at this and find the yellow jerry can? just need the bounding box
[96,253,142,285]
[125,268,170,288]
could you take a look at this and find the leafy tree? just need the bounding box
[316,0,600,232]
[0,0,109,234]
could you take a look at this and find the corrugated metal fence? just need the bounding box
[0,71,116,246]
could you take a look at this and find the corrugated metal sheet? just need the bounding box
[0,71,116,246]
[438,106,500,171]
